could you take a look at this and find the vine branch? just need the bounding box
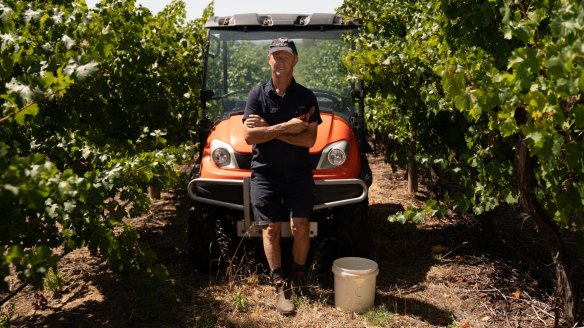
[0,87,70,124]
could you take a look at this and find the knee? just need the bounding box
[290,218,309,236]
[263,223,281,240]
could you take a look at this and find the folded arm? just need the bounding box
[276,122,317,147]
[244,114,316,148]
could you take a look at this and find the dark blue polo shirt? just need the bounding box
[243,78,322,172]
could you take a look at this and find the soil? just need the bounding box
[4,153,580,327]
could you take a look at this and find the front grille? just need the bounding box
[314,183,363,204]
[234,152,321,170]
[195,183,244,206]
[234,152,252,169]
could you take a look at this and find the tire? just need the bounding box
[360,155,373,187]
[187,204,219,272]
[187,157,224,272]
[334,198,370,259]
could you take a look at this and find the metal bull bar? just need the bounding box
[187,177,368,235]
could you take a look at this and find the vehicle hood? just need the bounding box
[210,112,352,154]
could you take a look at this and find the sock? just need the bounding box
[271,267,284,285]
[293,262,306,275]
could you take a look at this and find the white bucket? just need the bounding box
[332,257,379,313]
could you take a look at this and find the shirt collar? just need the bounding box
[265,77,297,95]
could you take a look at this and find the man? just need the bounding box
[243,37,322,315]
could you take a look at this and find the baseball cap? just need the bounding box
[269,37,298,55]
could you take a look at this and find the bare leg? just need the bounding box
[264,222,295,314]
[262,222,282,270]
[290,217,310,265]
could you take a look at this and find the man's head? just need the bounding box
[269,37,298,56]
[268,37,298,78]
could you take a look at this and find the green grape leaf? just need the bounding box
[573,105,584,128]
[0,54,13,79]
[14,103,39,125]
[546,55,566,77]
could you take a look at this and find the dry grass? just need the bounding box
[5,153,572,327]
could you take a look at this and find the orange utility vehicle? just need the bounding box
[188,13,372,271]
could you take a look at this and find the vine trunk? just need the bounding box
[516,139,577,326]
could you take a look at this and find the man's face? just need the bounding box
[268,50,298,77]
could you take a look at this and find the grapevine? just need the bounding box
[339,0,583,324]
[0,0,213,300]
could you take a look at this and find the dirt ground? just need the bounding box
[4,153,580,327]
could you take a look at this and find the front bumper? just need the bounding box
[187,177,368,236]
[187,178,368,211]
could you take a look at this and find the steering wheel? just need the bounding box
[312,89,341,102]
[213,89,250,99]
[312,89,350,114]
[212,89,250,116]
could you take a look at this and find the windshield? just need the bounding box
[203,29,357,122]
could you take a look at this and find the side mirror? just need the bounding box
[200,89,214,102]
[198,117,212,130]
[350,89,365,100]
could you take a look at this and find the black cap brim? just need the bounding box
[268,47,296,55]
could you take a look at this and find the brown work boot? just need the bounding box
[275,280,295,315]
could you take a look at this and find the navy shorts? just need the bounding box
[250,170,315,226]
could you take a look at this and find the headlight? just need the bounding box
[212,148,230,167]
[210,139,239,168]
[328,148,347,166]
[317,140,349,169]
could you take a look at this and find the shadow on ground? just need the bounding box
[12,188,214,328]
[12,187,580,327]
